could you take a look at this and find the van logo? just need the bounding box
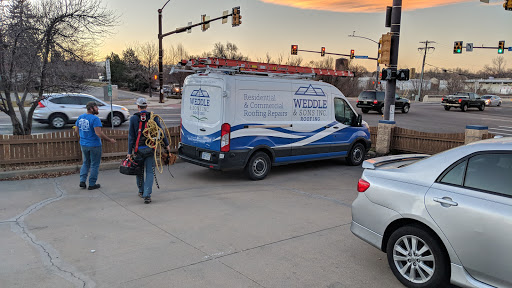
[191,89,210,98]
[295,85,325,97]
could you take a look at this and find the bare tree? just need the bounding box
[482,56,507,78]
[210,42,248,60]
[0,0,117,135]
[136,41,158,97]
[164,43,189,66]
[286,56,303,66]
[445,74,466,95]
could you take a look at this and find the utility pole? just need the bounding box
[157,0,170,103]
[417,40,435,101]
[383,0,402,121]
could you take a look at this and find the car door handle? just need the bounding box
[433,197,458,207]
[199,128,206,132]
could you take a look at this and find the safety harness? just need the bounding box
[134,112,160,189]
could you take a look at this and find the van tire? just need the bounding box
[245,152,271,180]
[346,143,365,166]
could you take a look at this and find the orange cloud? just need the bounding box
[260,0,473,13]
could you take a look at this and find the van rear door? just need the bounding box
[181,77,223,152]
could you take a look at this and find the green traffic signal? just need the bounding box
[457,49,461,53]
[498,49,503,54]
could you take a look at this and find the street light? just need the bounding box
[157,0,171,103]
[349,31,380,90]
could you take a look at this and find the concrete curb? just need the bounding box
[0,158,183,180]
[0,162,119,180]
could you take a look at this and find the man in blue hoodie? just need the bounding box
[76,102,116,190]
[128,98,170,204]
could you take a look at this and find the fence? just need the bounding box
[0,127,180,169]
[390,127,465,154]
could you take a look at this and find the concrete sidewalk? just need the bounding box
[0,161,402,288]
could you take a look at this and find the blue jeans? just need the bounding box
[80,146,102,186]
[136,148,155,198]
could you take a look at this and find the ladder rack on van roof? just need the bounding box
[176,57,354,78]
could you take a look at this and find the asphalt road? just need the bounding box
[1,94,511,136]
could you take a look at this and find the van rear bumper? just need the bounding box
[178,143,248,171]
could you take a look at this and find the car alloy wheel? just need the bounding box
[387,225,449,288]
[393,235,435,284]
[112,115,122,126]
[50,114,67,129]
[402,104,410,113]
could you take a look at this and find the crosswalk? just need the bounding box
[489,126,512,136]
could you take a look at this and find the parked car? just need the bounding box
[170,83,182,95]
[442,92,485,111]
[34,93,130,129]
[351,137,512,288]
[481,95,502,106]
[356,90,410,114]
[99,75,107,82]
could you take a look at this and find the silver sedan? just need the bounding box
[351,137,512,288]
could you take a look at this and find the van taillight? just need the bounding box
[357,179,370,192]
[221,123,231,152]
[38,102,45,108]
[373,100,378,104]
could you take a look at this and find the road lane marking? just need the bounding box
[481,117,512,122]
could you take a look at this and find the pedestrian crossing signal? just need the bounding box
[453,41,463,54]
[291,45,298,55]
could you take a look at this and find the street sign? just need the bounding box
[509,47,512,52]
[105,59,111,80]
[354,55,369,59]
[466,43,473,52]
[107,84,112,97]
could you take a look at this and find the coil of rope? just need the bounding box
[142,112,173,174]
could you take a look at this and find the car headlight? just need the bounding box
[121,107,129,111]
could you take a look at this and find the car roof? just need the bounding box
[366,137,512,187]
[44,93,97,98]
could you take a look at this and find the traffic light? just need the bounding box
[350,49,355,59]
[321,47,325,57]
[153,75,158,80]
[379,33,392,65]
[498,40,505,54]
[504,0,512,11]
[232,7,241,27]
[291,45,298,55]
[453,41,463,54]
[201,15,210,32]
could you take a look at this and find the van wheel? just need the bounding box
[245,152,271,180]
[346,143,365,166]
[362,108,369,114]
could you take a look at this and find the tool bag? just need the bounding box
[119,156,141,175]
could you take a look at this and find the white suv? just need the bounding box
[34,93,130,128]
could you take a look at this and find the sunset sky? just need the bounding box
[97,0,511,73]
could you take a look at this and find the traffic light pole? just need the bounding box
[348,32,381,90]
[157,5,235,103]
[383,0,402,121]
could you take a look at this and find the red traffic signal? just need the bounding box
[291,45,298,55]
[350,50,355,59]
[321,47,325,57]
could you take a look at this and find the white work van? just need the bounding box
[178,72,371,180]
